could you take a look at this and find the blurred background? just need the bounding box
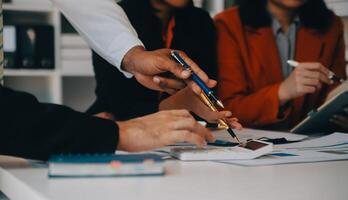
[2,0,348,112]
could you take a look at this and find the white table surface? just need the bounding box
[1,159,348,200]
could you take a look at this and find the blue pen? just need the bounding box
[170,51,225,109]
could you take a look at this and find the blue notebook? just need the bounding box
[48,154,164,178]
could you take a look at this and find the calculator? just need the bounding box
[170,140,273,161]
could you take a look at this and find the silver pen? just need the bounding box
[287,60,345,83]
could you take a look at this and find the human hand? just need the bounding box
[116,110,216,152]
[159,87,243,129]
[279,62,332,105]
[94,112,115,121]
[330,108,348,131]
[224,118,243,130]
[121,46,216,95]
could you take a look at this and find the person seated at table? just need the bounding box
[215,0,347,131]
[87,0,219,122]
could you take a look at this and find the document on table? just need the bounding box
[220,148,348,166]
[213,128,308,142]
[152,129,307,157]
[275,132,348,149]
[219,133,348,166]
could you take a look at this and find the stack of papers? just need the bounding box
[275,132,348,149]
[220,133,348,166]
[213,128,308,142]
[153,129,348,166]
[153,129,307,155]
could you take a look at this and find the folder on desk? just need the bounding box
[48,154,164,178]
[291,82,348,135]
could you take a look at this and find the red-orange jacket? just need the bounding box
[215,7,347,129]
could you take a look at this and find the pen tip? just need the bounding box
[287,60,299,67]
[227,128,242,144]
[236,137,242,144]
[217,100,225,109]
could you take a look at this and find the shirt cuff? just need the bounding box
[107,32,144,78]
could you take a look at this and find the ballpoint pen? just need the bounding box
[199,92,242,144]
[170,51,225,109]
[287,60,345,83]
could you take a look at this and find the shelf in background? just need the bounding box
[4,69,58,77]
[61,61,95,77]
[3,3,53,13]
[61,71,95,77]
[327,1,348,16]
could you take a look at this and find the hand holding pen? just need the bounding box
[158,87,242,129]
[287,60,345,83]
[170,50,242,144]
[278,60,344,105]
[170,51,224,108]
[151,49,218,95]
[199,92,242,144]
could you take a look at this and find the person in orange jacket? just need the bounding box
[215,0,347,131]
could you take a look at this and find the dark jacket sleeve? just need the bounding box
[89,51,159,120]
[174,7,218,80]
[190,9,218,80]
[0,85,119,161]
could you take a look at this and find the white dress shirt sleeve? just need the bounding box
[51,0,144,78]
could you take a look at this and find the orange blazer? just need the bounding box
[215,7,347,130]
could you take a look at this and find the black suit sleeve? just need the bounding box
[0,85,119,161]
[174,8,218,80]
